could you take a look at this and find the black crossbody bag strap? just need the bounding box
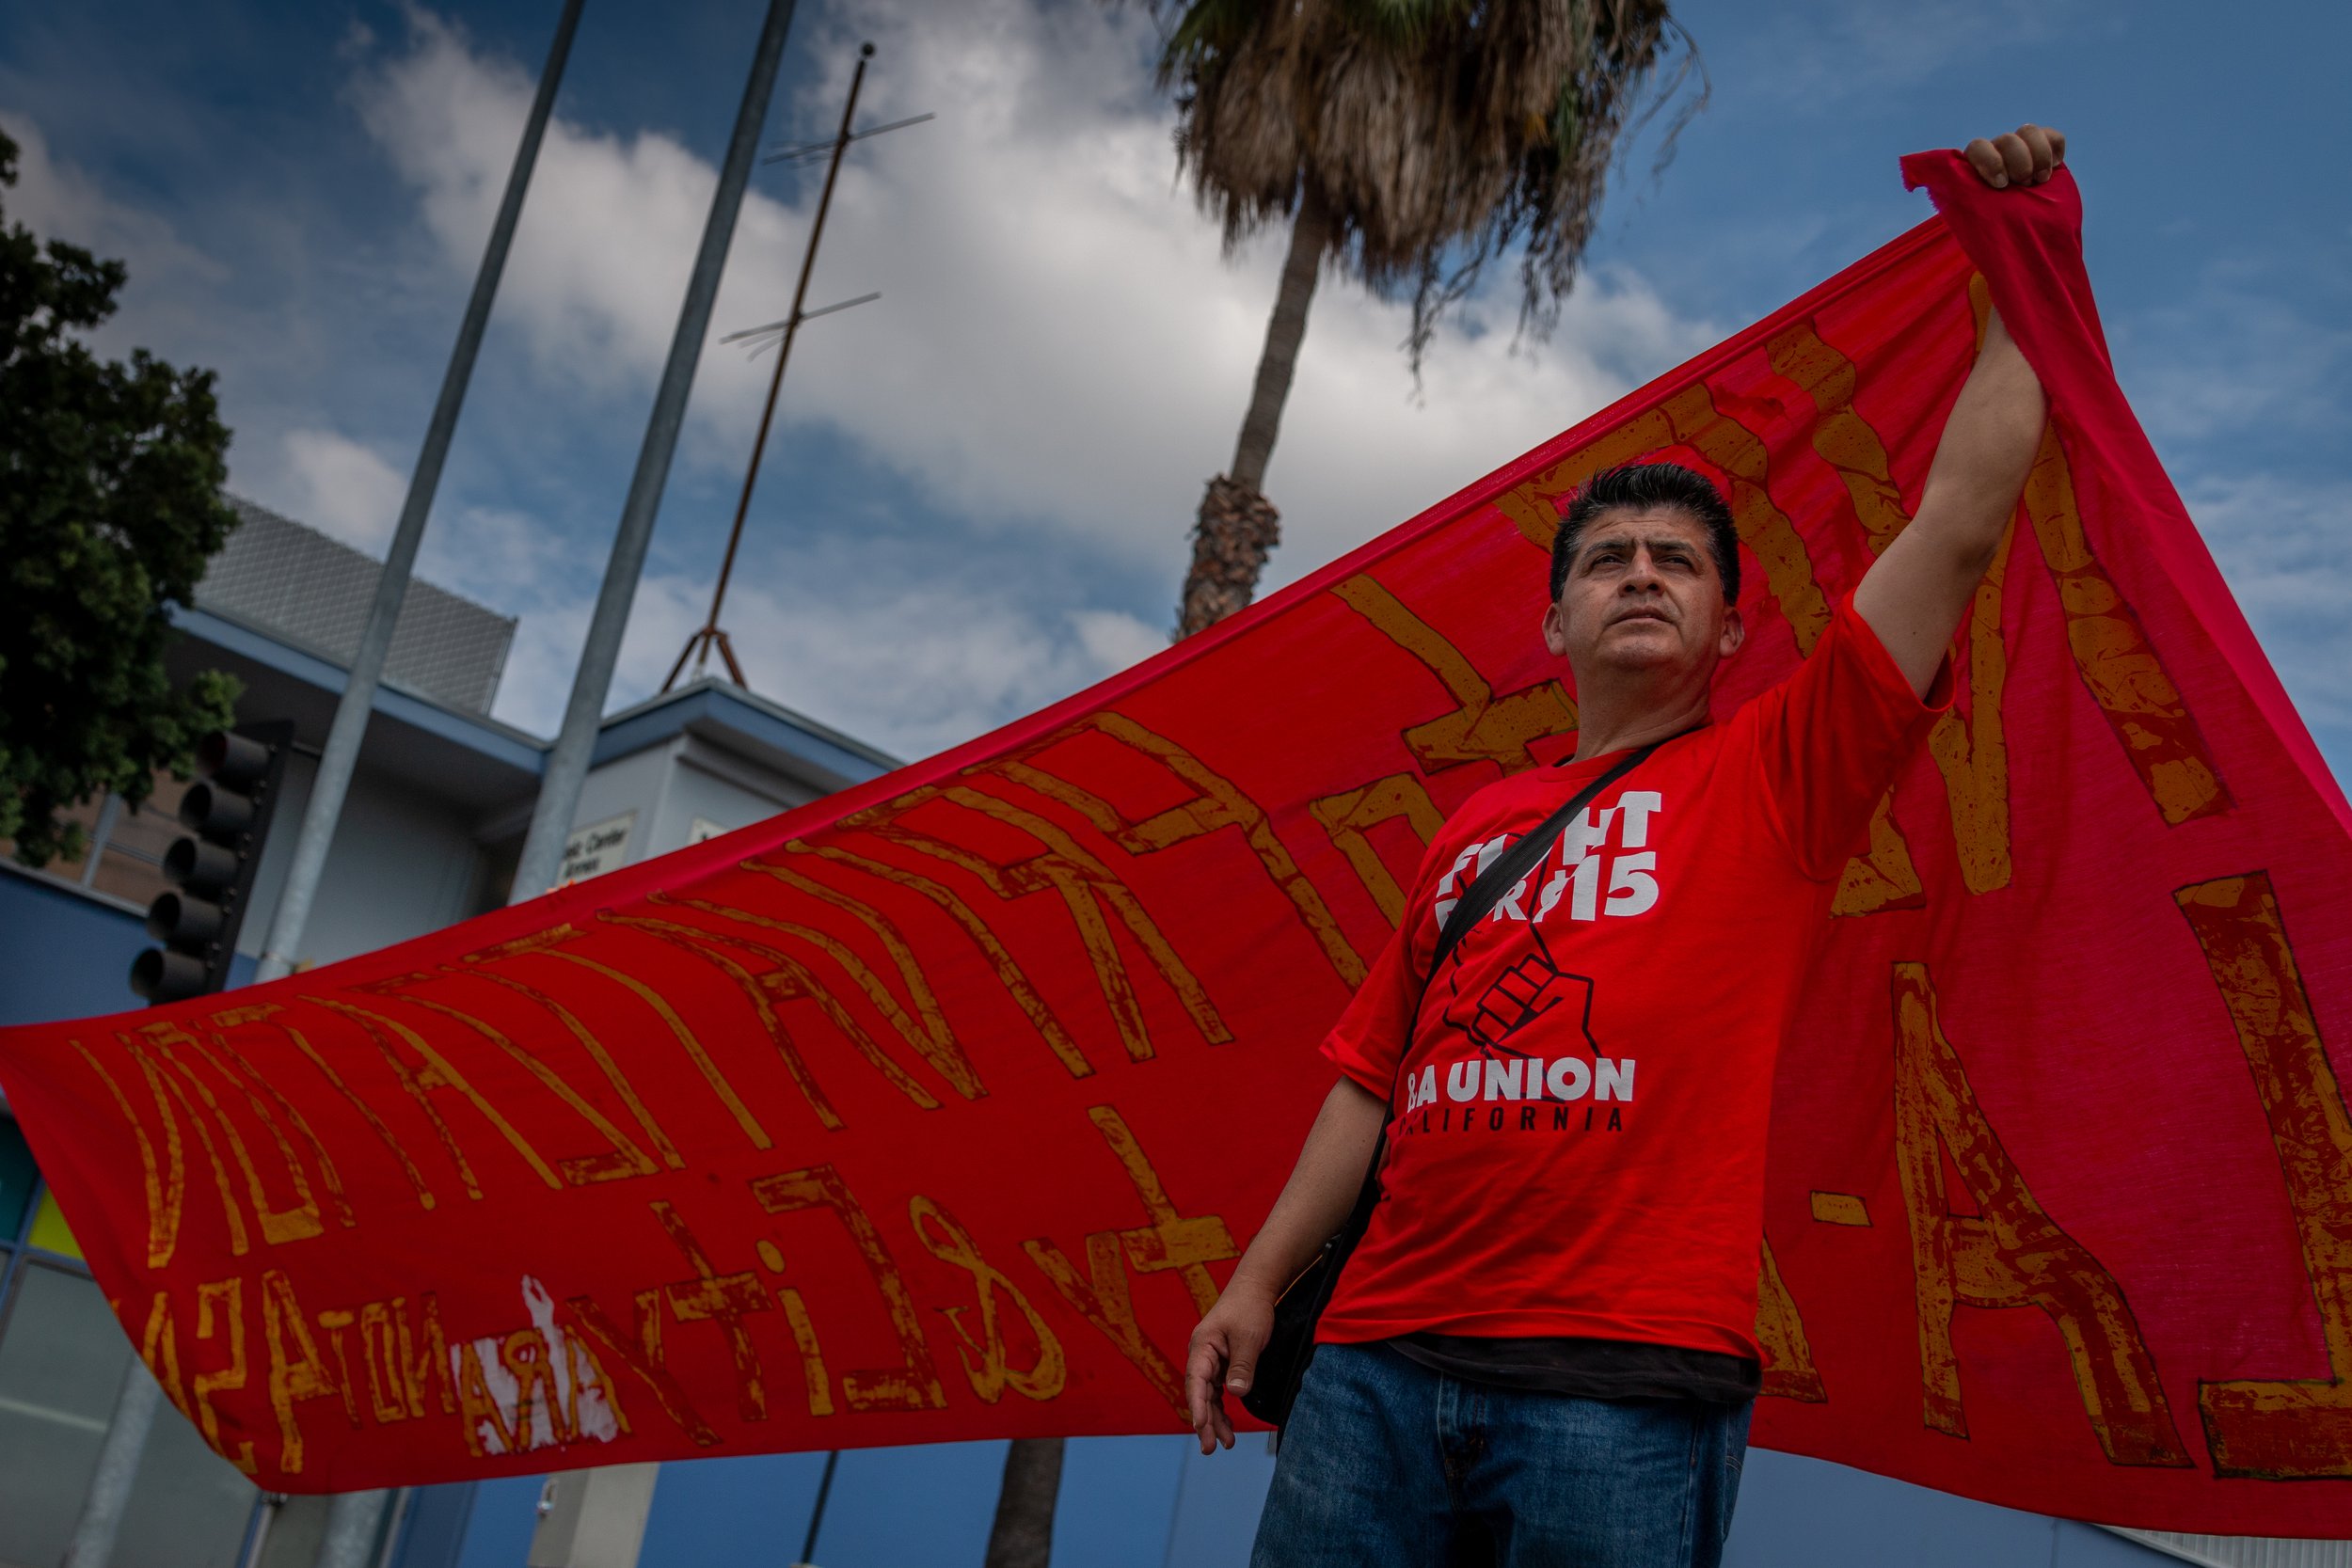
[1242,738,1672,1430]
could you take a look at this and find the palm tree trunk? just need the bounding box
[981,1434,1065,1568]
[1175,182,1333,639]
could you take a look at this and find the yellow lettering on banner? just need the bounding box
[500,1328,571,1448]
[117,1033,251,1257]
[72,1038,185,1267]
[999,712,1366,990]
[1023,1233,1188,1420]
[355,1295,454,1424]
[1762,321,1914,555]
[630,895,976,1107]
[453,1340,516,1458]
[741,858,984,1091]
[358,1301,413,1423]
[2175,872,2352,1478]
[1751,321,1930,915]
[1891,962,2190,1466]
[649,897,979,1101]
[1831,790,1928,917]
[453,932,686,1171]
[792,841,1093,1080]
[275,1017,440,1212]
[140,1292,194,1423]
[315,998,560,1198]
[912,1196,1068,1403]
[137,1022,325,1247]
[1329,576,1579,777]
[259,1269,339,1475]
[1309,773,1448,927]
[867,785,1230,1066]
[376,982,663,1187]
[565,1335,629,1439]
[750,1164,947,1413]
[561,1292,718,1446]
[510,942,774,1152]
[594,910,849,1129]
[1021,1106,1230,1418]
[314,1309,362,1427]
[398,1294,456,1419]
[1756,1235,1826,1402]
[775,1288,835,1418]
[202,1009,358,1232]
[194,1278,256,1474]
[1923,522,2016,895]
[1088,1106,1239,1316]
[650,1198,773,1422]
[2023,429,2230,826]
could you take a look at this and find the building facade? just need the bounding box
[0,508,2321,1568]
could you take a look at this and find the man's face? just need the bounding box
[1541,505,1744,682]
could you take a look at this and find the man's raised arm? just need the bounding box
[1854,124,2065,697]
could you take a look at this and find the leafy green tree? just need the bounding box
[1164,0,1696,637]
[1,126,241,867]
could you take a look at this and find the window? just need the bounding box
[0,1121,257,1568]
[2,770,194,911]
[87,775,195,911]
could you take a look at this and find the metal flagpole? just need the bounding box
[56,1360,163,1568]
[507,0,800,905]
[791,1450,842,1568]
[252,0,586,985]
[662,41,900,693]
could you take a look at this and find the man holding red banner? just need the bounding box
[1187,124,2069,1567]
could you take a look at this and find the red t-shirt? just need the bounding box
[1318,594,1948,1360]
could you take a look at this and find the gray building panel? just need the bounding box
[198,499,516,717]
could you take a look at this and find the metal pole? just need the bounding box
[372,1488,416,1568]
[58,1359,163,1568]
[665,43,872,693]
[252,0,586,983]
[314,1491,389,1568]
[508,0,800,904]
[792,1450,841,1567]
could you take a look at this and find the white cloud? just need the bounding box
[0,112,224,287]
[344,0,1719,599]
[2189,472,2352,752]
[317,0,1729,757]
[2124,285,2352,449]
[275,428,409,551]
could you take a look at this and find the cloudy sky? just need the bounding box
[5,0,2346,773]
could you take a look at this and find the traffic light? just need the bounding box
[130,721,294,1004]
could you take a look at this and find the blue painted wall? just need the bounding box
[398,1436,2187,1568]
[0,870,254,1027]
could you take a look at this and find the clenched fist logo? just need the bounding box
[1446,926,1600,1056]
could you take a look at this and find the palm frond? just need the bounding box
[1152,0,1702,374]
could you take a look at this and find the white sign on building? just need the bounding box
[559,811,635,882]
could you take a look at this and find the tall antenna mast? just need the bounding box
[664,41,930,691]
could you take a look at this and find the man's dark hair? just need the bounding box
[1548,463,1740,607]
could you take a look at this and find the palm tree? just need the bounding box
[982,8,1696,1562]
[1165,0,1696,638]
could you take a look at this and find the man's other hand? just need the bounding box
[1963,123,2067,188]
[1186,1284,1276,1454]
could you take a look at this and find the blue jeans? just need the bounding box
[1252,1342,1751,1568]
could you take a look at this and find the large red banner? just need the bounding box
[6,155,2350,1534]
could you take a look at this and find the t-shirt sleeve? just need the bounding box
[1741,592,1952,881]
[1320,824,1460,1101]
[1322,919,1422,1101]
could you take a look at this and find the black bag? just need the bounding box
[1238,741,1665,1430]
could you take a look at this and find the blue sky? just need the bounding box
[4,0,2346,778]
